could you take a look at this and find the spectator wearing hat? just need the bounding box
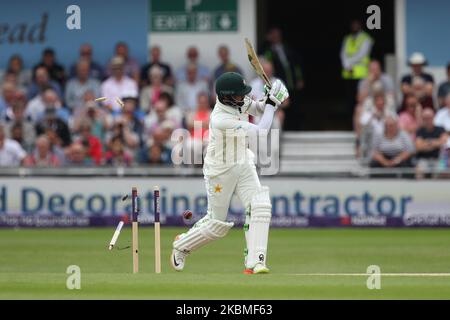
[415,108,448,179]
[65,59,101,112]
[437,63,450,108]
[0,124,27,167]
[140,45,174,87]
[401,52,434,108]
[33,48,66,89]
[140,65,174,113]
[106,42,140,83]
[69,43,105,80]
[101,56,138,113]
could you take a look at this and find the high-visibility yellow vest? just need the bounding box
[342,32,372,80]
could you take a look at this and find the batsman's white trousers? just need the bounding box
[205,162,261,221]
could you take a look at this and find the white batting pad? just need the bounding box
[246,186,272,269]
[173,216,234,254]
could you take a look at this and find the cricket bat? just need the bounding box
[245,38,272,89]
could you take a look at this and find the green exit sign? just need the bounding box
[151,0,238,32]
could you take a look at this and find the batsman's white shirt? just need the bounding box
[203,99,265,221]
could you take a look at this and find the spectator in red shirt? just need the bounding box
[77,121,103,165]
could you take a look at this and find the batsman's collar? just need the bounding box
[215,99,250,115]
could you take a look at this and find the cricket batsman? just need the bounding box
[171,72,289,274]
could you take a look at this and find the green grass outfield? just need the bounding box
[1,227,450,299]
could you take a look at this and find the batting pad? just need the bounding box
[173,216,234,254]
[246,186,272,269]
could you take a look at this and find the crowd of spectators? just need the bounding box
[0,42,258,168]
[354,52,450,178]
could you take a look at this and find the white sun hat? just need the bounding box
[408,52,427,65]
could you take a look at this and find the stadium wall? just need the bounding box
[1,177,450,228]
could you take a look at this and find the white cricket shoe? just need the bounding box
[171,248,187,271]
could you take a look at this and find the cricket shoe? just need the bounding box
[243,263,270,275]
[171,235,188,271]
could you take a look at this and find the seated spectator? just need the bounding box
[159,91,183,127]
[65,59,101,112]
[213,45,243,81]
[0,82,17,116]
[437,63,450,108]
[358,92,396,159]
[410,76,434,110]
[69,43,105,80]
[33,48,66,88]
[175,46,210,83]
[140,45,173,87]
[357,60,395,103]
[175,63,209,112]
[398,94,423,140]
[104,117,140,156]
[1,70,26,92]
[144,98,181,142]
[434,93,450,132]
[401,52,434,109]
[3,92,35,152]
[65,142,93,166]
[23,135,61,167]
[139,65,174,113]
[106,42,140,82]
[183,92,211,165]
[30,88,70,124]
[354,81,396,135]
[104,135,133,166]
[35,105,72,147]
[139,143,172,165]
[370,116,415,169]
[101,56,138,113]
[44,127,67,164]
[4,54,31,88]
[121,96,145,146]
[27,66,63,100]
[72,99,112,145]
[76,121,103,165]
[186,92,211,138]
[415,109,448,179]
[0,124,27,166]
